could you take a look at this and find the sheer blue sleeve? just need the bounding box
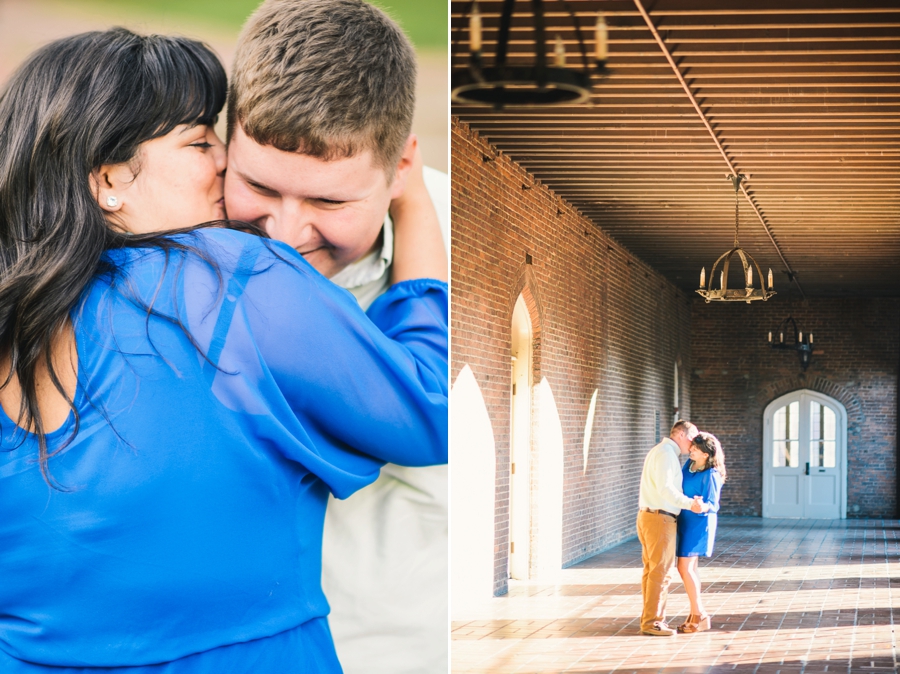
[183,232,448,498]
[704,470,723,514]
[367,279,448,391]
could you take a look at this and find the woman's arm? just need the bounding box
[189,233,447,497]
[388,142,448,284]
[700,471,722,514]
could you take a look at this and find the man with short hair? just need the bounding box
[224,1,448,671]
[637,419,702,636]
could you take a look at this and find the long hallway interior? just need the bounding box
[452,518,900,673]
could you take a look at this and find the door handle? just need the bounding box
[805,462,810,476]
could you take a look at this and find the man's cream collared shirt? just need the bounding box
[638,438,695,515]
[322,166,448,674]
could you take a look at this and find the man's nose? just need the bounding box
[266,200,320,249]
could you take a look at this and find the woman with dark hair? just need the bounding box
[675,431,726,634]
[0,28,446,672]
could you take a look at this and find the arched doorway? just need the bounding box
[509,295,533,579]
[762,389,847,518]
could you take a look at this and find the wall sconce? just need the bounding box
[769,316,814,371]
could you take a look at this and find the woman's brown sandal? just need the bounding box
[677,614,696,633]
[678,613,711,633]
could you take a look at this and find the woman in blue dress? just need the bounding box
[0,29,446,672]
[675,431,726,633]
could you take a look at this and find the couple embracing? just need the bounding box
[637,420,727,636]
[0,0,446,672]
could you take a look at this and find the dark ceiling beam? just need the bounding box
[638,0,806,299]
[453,0,900,14]
[451,0,900,297]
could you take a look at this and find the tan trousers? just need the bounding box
[636,510,677,631]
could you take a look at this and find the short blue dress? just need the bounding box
[0,230,448,672]
[676,462,723,557]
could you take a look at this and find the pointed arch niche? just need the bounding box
[673,359,681,426]
[509,295,532,579]
[506,270,560,580]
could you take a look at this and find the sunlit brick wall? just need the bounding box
[451,119,693,596]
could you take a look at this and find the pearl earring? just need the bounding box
[106,196,118,208]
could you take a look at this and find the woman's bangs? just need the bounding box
[145,37,227,138]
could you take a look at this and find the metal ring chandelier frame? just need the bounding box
[696,174,776,304]
[451,0,608,109]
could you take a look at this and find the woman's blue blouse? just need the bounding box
[0,230,448,671]
[676,462,723,558]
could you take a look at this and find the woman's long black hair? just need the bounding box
[0,28,235,483]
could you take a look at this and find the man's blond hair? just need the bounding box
[670,419,697,438]
[228,0,417,173]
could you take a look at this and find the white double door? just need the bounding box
[762,389,846,519]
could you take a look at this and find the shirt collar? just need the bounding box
[662,437,681,455]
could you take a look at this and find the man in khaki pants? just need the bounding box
[637,420,702,636]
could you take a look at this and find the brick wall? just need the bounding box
[451,119,693,596]
[691,297,900,517]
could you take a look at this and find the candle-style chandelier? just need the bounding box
[768,314,814,371]
[697,174,776,304]
[451,0,608,108]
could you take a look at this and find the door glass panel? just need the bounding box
[810,402,836,468]
[773,401,799,467]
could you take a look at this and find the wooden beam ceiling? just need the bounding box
[451,0,900,297]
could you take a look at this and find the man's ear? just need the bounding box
[388,134,419,199]
[89,162,135,214]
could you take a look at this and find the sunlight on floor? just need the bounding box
[452,518,900,673]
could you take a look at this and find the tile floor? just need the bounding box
[452,518,900,673]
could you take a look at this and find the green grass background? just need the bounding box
[74,0,448,49]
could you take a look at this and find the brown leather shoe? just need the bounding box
[641,621,676,636]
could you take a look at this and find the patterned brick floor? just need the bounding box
[452,518,900,673]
